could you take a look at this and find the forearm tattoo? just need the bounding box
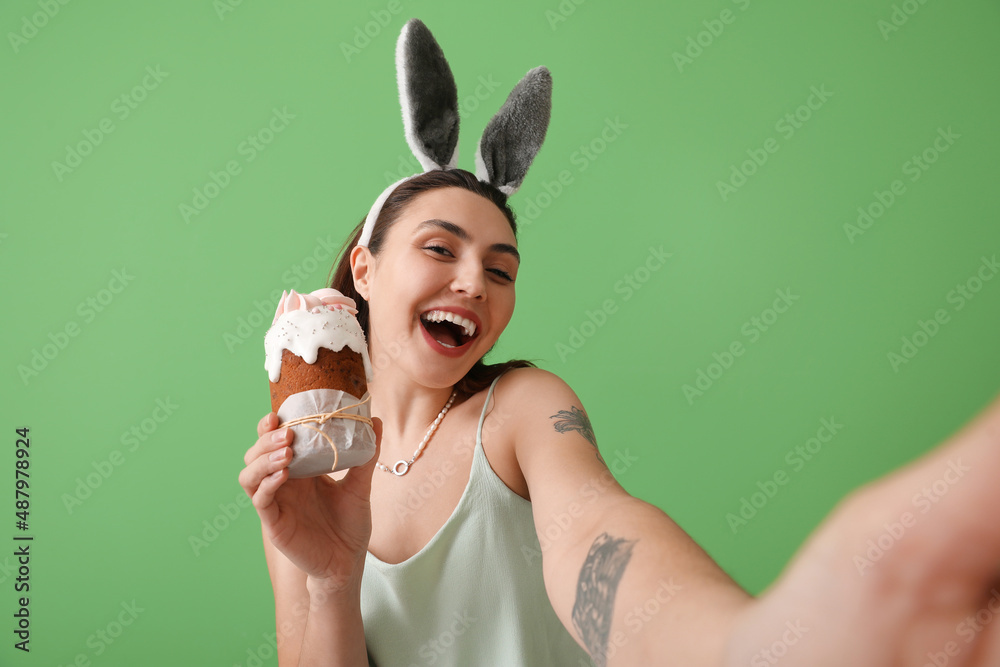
[550,405,605,464]
[571,532,638,667]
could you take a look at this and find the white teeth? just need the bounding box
[420,309,477,338]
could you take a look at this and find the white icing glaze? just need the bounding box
[264,306,373,383]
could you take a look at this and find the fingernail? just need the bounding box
[272,428,289,444]
[270,447,287,462]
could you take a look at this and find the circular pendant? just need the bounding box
[392,460,410,476]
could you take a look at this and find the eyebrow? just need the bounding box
[414,218,520,263]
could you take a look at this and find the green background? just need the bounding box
[3,0,999,664]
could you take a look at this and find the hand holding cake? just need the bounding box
[264,287,377,477]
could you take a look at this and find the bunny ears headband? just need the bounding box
[357,18,553,247]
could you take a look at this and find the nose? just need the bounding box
[451,260,486,300]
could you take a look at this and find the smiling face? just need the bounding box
[350,186,520,388]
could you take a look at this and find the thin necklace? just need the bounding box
[376,389,457,476]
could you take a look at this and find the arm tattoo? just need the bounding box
[550,405,605,464]
[571,532,638,667]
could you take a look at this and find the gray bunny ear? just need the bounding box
[396,19,460,171]
[474,66,552,196]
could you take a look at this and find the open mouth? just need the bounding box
[419,309,478,349]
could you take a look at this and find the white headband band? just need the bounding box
[355,18,552,249]
[358,172,421,248]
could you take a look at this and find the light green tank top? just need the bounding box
[361,372,595,666]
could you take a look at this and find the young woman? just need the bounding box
[239,168,1000,666]
[240,19,1000,667]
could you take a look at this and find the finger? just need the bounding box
[239,442,292,495]
[257,412,278,438]
[253,467,289,527]
[244,425,293,467]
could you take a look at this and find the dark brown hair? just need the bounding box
[327,168,537,403]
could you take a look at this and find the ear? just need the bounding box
[474,66,552,196]
[350,244,375,301]
[396,18,460,171]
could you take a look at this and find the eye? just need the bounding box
[424,245,453,257]
[425,245,514,282]
[489,268,514,282]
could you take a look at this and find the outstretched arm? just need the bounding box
[505,368,753,666]
[725,390,1000,666]
[511,366,1000,665]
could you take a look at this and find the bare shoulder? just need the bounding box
[493,366,600,455]
[495,367,590,425]
[495,366,581,403]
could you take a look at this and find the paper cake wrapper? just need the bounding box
[276,388,376,478]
